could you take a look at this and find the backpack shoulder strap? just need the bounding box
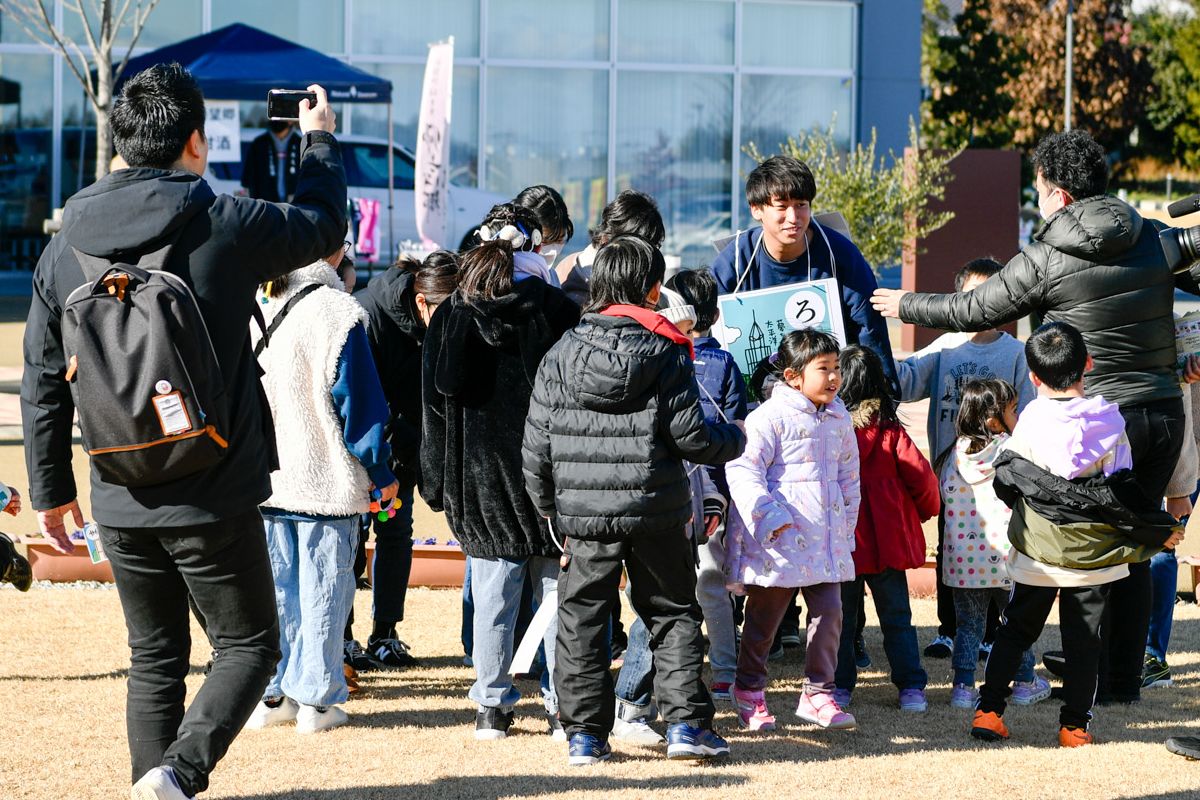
[254,283,322,357]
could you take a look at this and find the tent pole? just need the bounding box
[387,102,395,267]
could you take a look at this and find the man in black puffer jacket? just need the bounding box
[523,236,745,765]
[872,129,1195,704]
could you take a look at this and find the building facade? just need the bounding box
[0,0,920,269]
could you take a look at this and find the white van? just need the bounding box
[206,131,505,263]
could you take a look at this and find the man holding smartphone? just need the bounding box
[22,64,345,800]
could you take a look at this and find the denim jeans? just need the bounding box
[696,531,737,685]
[99,509,280,797]
[835,569,927,692]
[461,556,474,658]
[469,554,559,712]
[262,513,358,707]
[370,483,414,626]
[615,615,654,716]
[1147,548,1178,661]
[951,586,1033,687]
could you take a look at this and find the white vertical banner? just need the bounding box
[204,100,240,163]
[415,37,454,248]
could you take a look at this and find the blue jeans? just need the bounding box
[1147,549,1178,661]
[953,586,1033,687]
[371,483,414,625]
[615,615,655,718]
[835,569,927,692]
[469,554,559,712]
[461,556,474,658]
[262,513,358,707]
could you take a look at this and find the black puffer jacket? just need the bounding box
[420,279,580,558]
[356,266,424,488]
[901,196,1181,408]
[522,313,746,541]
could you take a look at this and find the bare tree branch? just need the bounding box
[64,0,102,65]
[111,0,138,42]
[2,0,102,107]
[0,2,60,52]
[114,0,163,84]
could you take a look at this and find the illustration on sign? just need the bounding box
[712,278,847,375]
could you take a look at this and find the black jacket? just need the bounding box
[993,450,1175,568]
[356,266,424,488]
[420,279,580,559]
[522,313,746,541]
[241,130,302,202]
[900,196,1183,408]
[22,131,346,527]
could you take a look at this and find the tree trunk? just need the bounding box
[93,46,113,182]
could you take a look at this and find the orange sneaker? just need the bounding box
[1059,726,1094,747]
[971,710,1010,741]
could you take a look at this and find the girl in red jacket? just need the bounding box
[833,346,940,711]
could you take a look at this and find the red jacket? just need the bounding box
[851,403,940,575]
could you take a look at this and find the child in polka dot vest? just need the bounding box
[935,379,1040,707]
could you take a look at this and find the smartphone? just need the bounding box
[267,89,317,121]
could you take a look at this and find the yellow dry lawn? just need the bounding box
[0,587,1197,800]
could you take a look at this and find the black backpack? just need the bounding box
[61,235,231,487]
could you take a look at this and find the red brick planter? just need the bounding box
[367,542,465,588]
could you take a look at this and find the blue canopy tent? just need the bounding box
[117,23,397,247]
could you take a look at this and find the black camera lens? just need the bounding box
[1161,224,1200,274]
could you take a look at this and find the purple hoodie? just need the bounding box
[1006,396,1131,479]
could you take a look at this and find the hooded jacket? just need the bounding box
[941,434,1016,589]
[522,312,745,541]
[900,196,1182,408]
[999,395,1142,586]
[850,401,940,576]
[22,131,346,527]
[723,387,861,592]
[994,451,1175,571]
[421,279,579,558]
[356,265,425,487]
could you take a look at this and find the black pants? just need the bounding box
[100,509,280,796]
[979,581,1108,729]
[935,511,956,638]
[555,532,713,739]
[1100,397,1186,698]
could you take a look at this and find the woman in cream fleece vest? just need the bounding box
[245,250,398,735]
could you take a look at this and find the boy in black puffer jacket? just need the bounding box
[522,235,746,766]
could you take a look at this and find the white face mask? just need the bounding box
[540,241,565,269]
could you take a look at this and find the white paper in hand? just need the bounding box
[509,587,557,676]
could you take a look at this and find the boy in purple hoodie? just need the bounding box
[970,322,1184,748]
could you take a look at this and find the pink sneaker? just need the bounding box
[732,687,776,731]
[795,690,856,730]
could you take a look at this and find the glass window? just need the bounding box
[212,0,345,53]
[616,71,732,265]
[0,10,47,43]
[0,53,54,270]
[488,0,609,62]
[486,67,607,249]
[741,1,854,71]
[738,73,852,218]
[343,141,416,191]
[618,0,733,65]
[353,0,479,57]
[354,64,480,188]
[62,0,202,50]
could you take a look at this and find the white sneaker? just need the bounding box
[244,697,299,729]
[296,704,349,734]
[131,766,193,800]
[612,716,665,745]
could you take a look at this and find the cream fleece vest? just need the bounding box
[252,262,371,516]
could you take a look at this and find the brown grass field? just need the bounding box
[0,586,1197,800]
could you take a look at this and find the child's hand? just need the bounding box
[765,523,791,545]
[704,514,721,538]
[1164,529,1186,550]
[3,488,20,516]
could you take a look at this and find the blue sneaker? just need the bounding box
[567,732,612,766]
[666,723,731,760]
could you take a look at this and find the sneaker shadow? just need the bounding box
[218,772,749,800]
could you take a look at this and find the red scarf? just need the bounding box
[600,304,695,359]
